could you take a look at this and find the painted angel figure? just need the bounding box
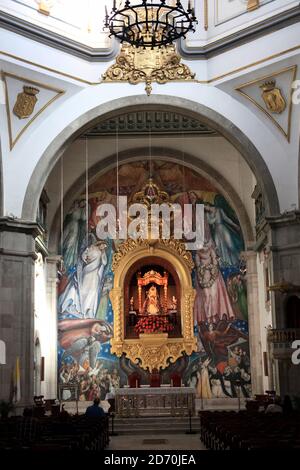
[205,205,243,267]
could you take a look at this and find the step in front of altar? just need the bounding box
[113,416,201,435]
[196,398,246,411]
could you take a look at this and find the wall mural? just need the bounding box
[57,160,251,401]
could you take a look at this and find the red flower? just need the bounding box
[134,315,174,334]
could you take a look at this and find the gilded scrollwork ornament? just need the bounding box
[112,237,194,273]
[102,43,196,96]
[110,240,197,371]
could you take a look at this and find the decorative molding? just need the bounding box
[0,11,117,62]
[112,238,194,273]
[235,65,297,141]
[1,6,299,60]
[111,334,196,372]
[180,5,300,58]
[82,110,216,137]
[2,72,65,150]
[0,217,44,239]
[199,47,300,84]
[102,44,196,95]
[268,282,300,294]
[1,44,300,87]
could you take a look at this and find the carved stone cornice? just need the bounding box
[0,218,44,260]
[265,211,300,228]
[82,110,216,137]
[0,217,44,238]
[267,328,300,343]
[252,211,300,252]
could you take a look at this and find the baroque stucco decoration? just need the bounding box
[235,65,297,141]
[109,238,197,372]
[102,43,196,96]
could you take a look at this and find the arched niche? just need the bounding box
[109,238,197,372]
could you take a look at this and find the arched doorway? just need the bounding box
[21,96,280,220]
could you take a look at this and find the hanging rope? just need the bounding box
[149,115,152,179]
[116,121,119,238]
[182,129,186,195]
[85,137,89,248]
[60,155,64,271]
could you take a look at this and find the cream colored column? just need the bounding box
[244,250,264,395]
[43,255,60,399]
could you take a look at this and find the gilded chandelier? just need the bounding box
[104,0,197,49]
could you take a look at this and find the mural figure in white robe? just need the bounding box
[59,241,108,318]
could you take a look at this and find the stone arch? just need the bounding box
[48,147,255,253]
[21,95,280,221]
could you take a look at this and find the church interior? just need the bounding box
[0,0,300,453]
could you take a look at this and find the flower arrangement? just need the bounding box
[135,315,174,334]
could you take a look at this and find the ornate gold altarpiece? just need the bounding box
[109,238,197,372]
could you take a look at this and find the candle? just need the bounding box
[171,378,173,387]
[136,380,138,388]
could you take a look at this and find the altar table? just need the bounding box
[115,387,195,417]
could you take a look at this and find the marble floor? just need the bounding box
[108,434,206,450]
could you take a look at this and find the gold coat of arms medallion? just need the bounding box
[260,80,286,114]
[13,86,40,119]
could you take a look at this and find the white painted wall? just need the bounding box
[0,10,299,218]
[0,82,293,217]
